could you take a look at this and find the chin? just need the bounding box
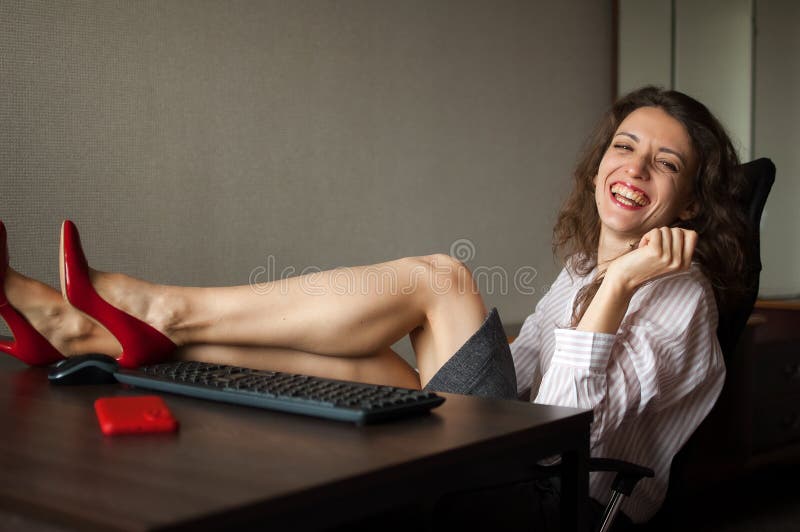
[601,216,642,235]
[600,220,648,241]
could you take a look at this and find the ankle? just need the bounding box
[145,287,190,345]
[58,306,120,356]
[91,272,182,344]
[4,269,43,309]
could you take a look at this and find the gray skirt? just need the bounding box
[423,308,518,400]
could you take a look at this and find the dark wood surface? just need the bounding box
[754,298,800,311]
[675,301,800,490]
[749,301,800,457]
[0,356,591,531]
[752,300,800,343]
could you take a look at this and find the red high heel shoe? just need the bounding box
[60,220,176,368]
[0,221,66,366]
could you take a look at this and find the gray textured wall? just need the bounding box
[754,0,800,298]
[1,1,612,354]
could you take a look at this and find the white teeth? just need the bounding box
[610,183,649,206]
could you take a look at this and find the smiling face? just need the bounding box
[593,106,699,248]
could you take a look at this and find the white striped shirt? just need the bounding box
[510,264,725,523]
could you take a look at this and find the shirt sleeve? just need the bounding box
[534,269,724,449]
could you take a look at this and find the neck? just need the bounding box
[597,230,639,269]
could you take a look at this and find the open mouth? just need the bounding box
[609,182,650,209]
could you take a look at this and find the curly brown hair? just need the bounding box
[553,86,748,325]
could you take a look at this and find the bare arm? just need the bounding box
[576,227,698,333]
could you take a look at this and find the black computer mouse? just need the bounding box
[47,354,120,385]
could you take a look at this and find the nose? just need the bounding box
[625,155,650,181]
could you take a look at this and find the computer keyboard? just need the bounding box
[114,361,445,425]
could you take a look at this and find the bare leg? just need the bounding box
[3,269,419,388]
[92,254,487,387]
[175,344,422,389]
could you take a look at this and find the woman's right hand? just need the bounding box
[605,226,698,293]
[575,227,698,334]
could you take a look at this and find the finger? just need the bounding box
[682,229,698,267]
[644,227,662,252]
[637,227,657,249]
[670,228,685,269]
[660,227,672,258]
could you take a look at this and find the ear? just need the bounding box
[592,174,598,189]
[678,200,699,221]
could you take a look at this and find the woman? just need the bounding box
[0,86,748,525]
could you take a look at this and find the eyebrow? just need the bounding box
[615,131,687,167]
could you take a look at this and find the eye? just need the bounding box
[658,160,679,172]
[613,143,633,151]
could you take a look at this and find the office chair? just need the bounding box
[593,157,776,532]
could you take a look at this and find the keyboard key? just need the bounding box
[114,361,445,424]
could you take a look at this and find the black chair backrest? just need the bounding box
[646,159,776,525]
[715,157,776,360]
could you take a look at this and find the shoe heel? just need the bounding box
[0,304,65,365]
[60,220,176,368]
[0,221,65,366]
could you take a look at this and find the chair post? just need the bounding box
[597,490,624,532]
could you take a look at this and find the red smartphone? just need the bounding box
[94,396,179,436]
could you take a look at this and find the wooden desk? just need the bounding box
[753,298,800,343]
[748,299,800,458]
[679,299,800,488]
[0,357,592,531]
[754,298,800,311]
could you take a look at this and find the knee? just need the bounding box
[413,253,477,298]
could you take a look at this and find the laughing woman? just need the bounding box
[0,86,748,528]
